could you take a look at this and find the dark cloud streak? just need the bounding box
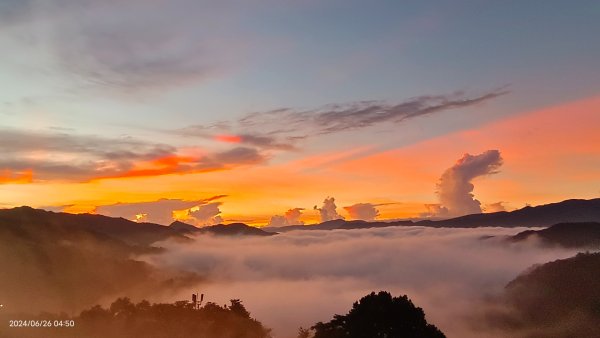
[0,128,266,182]
[176,89,508,151]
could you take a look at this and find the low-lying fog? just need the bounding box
[143,227,580,338]
[142,227,576,337]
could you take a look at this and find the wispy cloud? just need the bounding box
[0,128,266,183]
[1,0,250,95]
[176,89,508,150]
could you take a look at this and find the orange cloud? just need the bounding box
[4,96,599,224]
[215,134,242,143]
[92,154,201,181]
[0,169,33,184]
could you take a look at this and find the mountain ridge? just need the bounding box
[265,198,600,232]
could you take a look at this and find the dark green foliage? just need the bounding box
[312,291,445,338]
[3,297,271,338]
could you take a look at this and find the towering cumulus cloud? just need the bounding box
[315,197,344,222]
[436,150,503,216]
[344,203,380,221]
[268,208,305,227]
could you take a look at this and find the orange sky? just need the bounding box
[1,95,598,225]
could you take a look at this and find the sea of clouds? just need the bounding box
[143,226,581,338]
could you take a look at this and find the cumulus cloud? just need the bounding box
[314,197,344,222]
[144,226,581,338]
[484,202,507,213]
[421,204,450,218]
[433,150,503,216]
[343,203,380,221]
[178,202,224,226]
[95,196,226,225]
[268,208,305,227]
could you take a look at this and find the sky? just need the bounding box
[0,0,599,225]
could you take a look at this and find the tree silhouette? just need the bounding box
[229,298,251,318]
[312,291,445,338]
[297,327,311,338]
[16,297,272,338]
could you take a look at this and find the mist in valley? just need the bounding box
[143,226,582,337]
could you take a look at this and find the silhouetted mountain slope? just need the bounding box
[424,198,600,228]
[0,207,199,313]
[200,223,275,236]
[169,220,274,236]
[265,198,600,232]
[485,252,600,337]
[265,219,413,232]
[0,206,182,246]
[169,220,199,233]
[509,222,600,248]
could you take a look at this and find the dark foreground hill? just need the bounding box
[485,252,600,337]
[0,206,183,247]
[0,207,199,313]
[0,206,272,313]
[0,298,271,338]
[509,222,600,248]
[265,198,600,232]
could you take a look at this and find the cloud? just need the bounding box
[95,196,226,225]
[314,197,344,222]
[268,208,305,227]
[0,128,266,182]
[177,126,299,151]
[0,0,33,25]
[175,89,508,151]
[178,202,224,226]
[421,204,450,218]
[343,203,380,221]
[0,169,33,184]
[484,202,507,213]
[434,150,503,216]
[0,0,255,95]
[145,226,581,338]
[232,90,508,137]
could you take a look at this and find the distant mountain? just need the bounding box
[509,222,600,248]
[265,198,600,232]
[486,252,600,337]
[421,198,600,228]
[170,220,274,236]
[169,220,199,233]
[265,219,413,232]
